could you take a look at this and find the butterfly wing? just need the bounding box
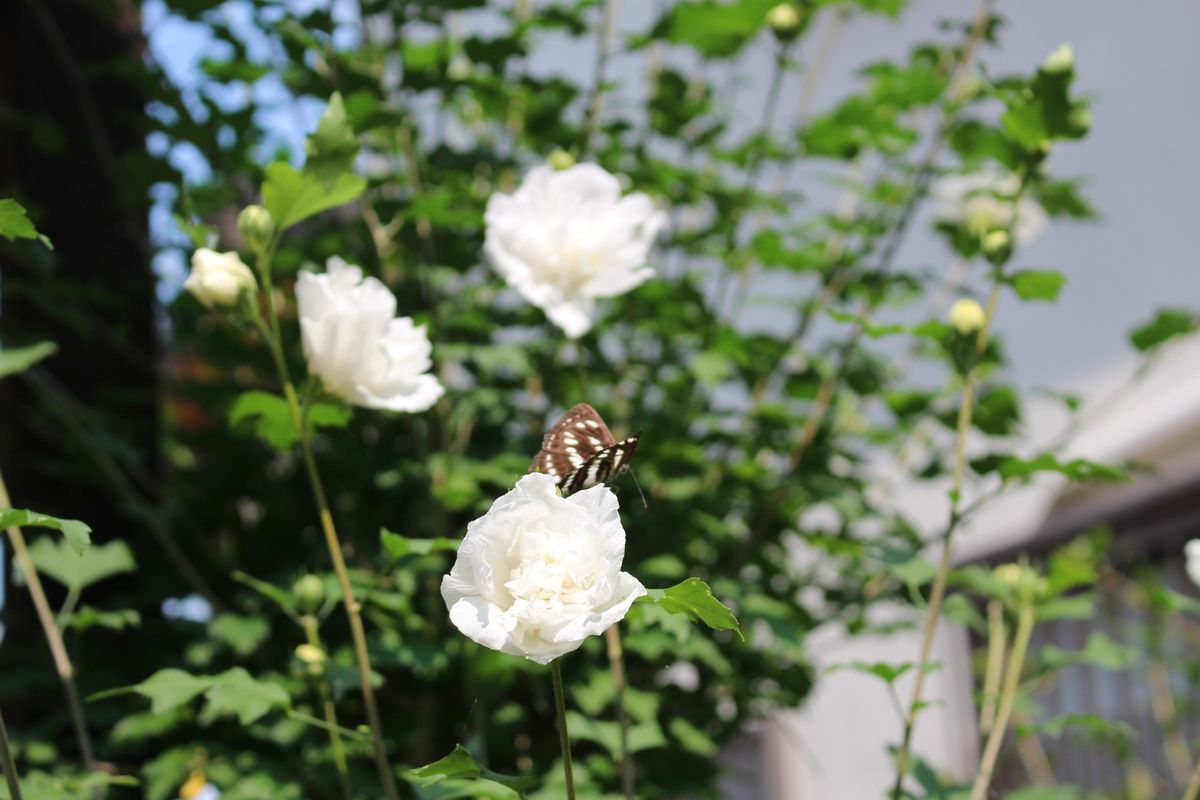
[529,403,616,483]
[560,431,641,496]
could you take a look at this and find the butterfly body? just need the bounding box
[530,403,640,496]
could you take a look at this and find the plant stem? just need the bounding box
[550,660,576,800]
[605,625,634,800]
[1183,758,1200,800]
[0,707,23,800]
[580,0,620,158]
[254,254,401,800]
[0,469,95,773]
[301,616,353,800]
[970,601,1035,800]
[890,277,1003,799]
[978,600,1005,735]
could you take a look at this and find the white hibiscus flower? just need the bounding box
[441,472,646,664]
[295,257,444,412]
[484,163,667,338]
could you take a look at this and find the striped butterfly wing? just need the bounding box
[529,403,638,495]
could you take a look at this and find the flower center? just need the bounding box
[504,523,599,608]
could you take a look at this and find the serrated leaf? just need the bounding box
[0,509,91,554]
[229,391,351,451]
[305,92,359,179]
[0,198,52,248]
[1008,269,1066,302]
[262,162,366,232]
[131,669,213,714]
[0,341,56,379]
[640,578,742,639]
[209,613,270,657]
[408,745,532,797]
[28,538,134,590]
[380,528,461,559]
[202,668,290,726]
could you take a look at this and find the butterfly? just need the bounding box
[529,403,641,497]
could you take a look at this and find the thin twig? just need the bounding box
[0,707,23,800]
[580,0,621,158]
[0,470,95,772]
[551,660,577,800]
[970,601,1035,800]
[605,626,634,800]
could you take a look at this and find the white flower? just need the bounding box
[933,168,1048,246]
[295,257,444,412]
[1186,540,1200,589]
[186,248,256,309]
[441,473,646,664]
[484,163,667,339]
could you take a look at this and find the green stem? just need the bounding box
[605,626,634,800]
[253,251,401,800]
[890,277,1003,800]
[978,600,1005,736]
[1183,759,1200,800]
[550,660,576,800]
[0,707,23,800]
[0,469,95,773]
[301,616,353,800]
[970,601,1035,800]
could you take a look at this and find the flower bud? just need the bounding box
[993,563,1022,589]
[185,248,257,310]
[982,229,1012,262]
[293,574,326,613]
[766,3,802,38]
[948,298,986,335]
[547,148,576,171]
[237,205,275,254]
[1041,43,1075,76]
[295,643,326,677]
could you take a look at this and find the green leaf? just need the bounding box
[999,453,1127,483]
[0,509,91,554]
[209,613,271,657]
[0,341,56,379]
[1129,308,1196,352]
[408,745,532,797]
[664,0,778,58]
[1008,269,1066,302]
[0,198,52,248]
[826,660,912,684]
[1003,788,1081,800]
[66,606,141,633]
[28,538,134,591]
[873,544,936,587]
[229,391,351,451]
[1040,632,1139,671]
[202,668,290,726]
[131,669,213,714]
[380,529,461,559]
[565,711,666,756]
[262,162,366,232]
[305,92,359,180]
[640,578,742,639]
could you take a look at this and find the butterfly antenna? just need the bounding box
[627,467,649,510]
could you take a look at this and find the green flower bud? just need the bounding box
[547,148,576,171]
[293,574,326,613]
[294,644,326,677]
[766,3,802,38]
[1041,43,1075,76]
[237,205,275,254]
[948,298,986,335]
[982,229,1012,264]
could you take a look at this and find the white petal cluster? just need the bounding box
[933,168,1048,246]
[484,163,667,338]
[441,473,646,664]
[186,249,257,309]
[1186,540,1200,589]
[296,257,444,413]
